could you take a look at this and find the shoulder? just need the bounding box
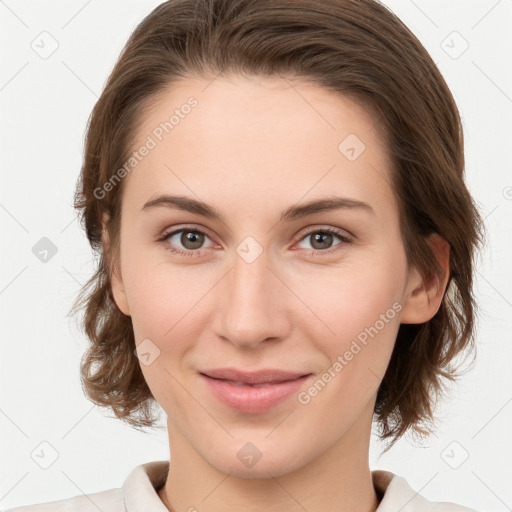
[5,488,124,512]
[4,459,169,512]
[372,469,478,512]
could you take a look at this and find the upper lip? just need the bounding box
[200,368,312,384]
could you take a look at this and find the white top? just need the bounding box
[6,460,477,512]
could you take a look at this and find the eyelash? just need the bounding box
[157,225,353,258]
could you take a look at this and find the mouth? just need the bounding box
[200,367,312,385]
[199,368,313,413]
[206,378,295,387]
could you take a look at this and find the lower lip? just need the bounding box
[200,374,312,414]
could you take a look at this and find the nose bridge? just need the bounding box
[232,248,269,305]
[216,244,288,348]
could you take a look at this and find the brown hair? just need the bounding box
[70,0,485,450]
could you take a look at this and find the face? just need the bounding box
[109,75,438,478]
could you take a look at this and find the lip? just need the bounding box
[201,367,310,384]
[199,368,313,414]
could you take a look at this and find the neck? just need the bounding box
[158,405,380,512]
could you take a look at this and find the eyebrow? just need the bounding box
[141,194,375,222]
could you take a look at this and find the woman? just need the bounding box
[8,0,484,510]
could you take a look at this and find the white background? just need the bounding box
[1,0,511,510]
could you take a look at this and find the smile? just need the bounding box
[199,372,313,414]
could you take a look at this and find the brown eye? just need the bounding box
[296,227,353,255]
[310,232,335,250]
[158,228,215,257]
[179,230,205,250]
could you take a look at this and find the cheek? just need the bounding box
[296,272,403,424]
[302,257,405,340]
[297,248,406,387]
[127,263,202,413]
[122,246,212,341]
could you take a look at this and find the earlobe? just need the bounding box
[110,267,131,317]
[102,213,131,317]
[400,233,450,325]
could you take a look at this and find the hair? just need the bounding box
[70,0,485,451]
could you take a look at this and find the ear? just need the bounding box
[102,213,131,316]
[400,233,450,324]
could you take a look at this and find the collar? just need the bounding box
[122,460,462,512]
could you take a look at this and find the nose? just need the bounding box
[214,249,291,350]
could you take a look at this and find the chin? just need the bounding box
[204,440,310,480]
[216,458,303,480]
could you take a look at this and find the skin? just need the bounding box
[107,74,450,512]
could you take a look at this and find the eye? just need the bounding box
[157,225,353,258]
[157,227,216,257]
[295,227,353,255]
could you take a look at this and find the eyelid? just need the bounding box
[294,224,354,243]
[158,224,218,250]
[159,223,216,242]
[158,223,353,256]
[160,223,353,242]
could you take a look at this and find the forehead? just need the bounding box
[123,74,396,221]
